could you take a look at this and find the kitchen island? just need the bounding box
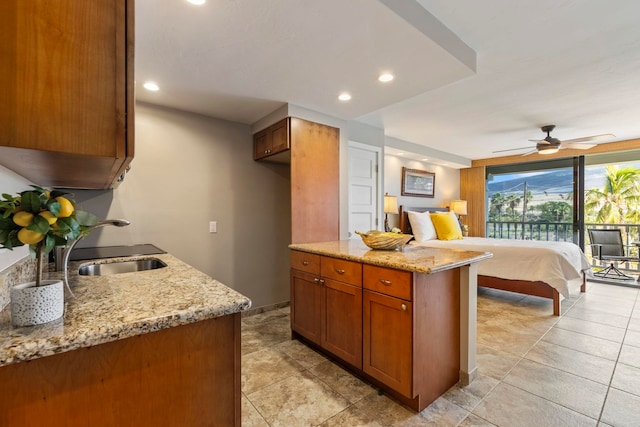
[289,240,491,412]
[0,253,251,426]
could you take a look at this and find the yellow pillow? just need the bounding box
[430,213,463,240]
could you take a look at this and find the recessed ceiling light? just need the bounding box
[338,93,351,101]
[421,158,428,161]
[378,73,394,83]
[187,0,206,5]
[143,81,159,91]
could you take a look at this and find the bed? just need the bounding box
[398,206,590,315]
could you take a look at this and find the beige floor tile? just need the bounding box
[477,323,544,357]
[600,388,640,427]
[572,296,635,317]
[458,413,497,427]
[274,338,327,369]
[541,327,622,360]
[472,383,597,427]
[502,359,607,419]
[611,362,640,397]
[241,394,269,427]
[564,305,630,329]
[247,370,350,427]
[619,344,640,369]
[624,329,640,347]
[309,360,376,404]
[524,339,615,384]
[585,283,639,301]
[476,344,521,380]
[242,306,290,328]
[241,347,305,394]
[628,316,640,332]
[554,316,626,342]
[318,406,384,427]
[442,375,499,411]
[348,393,417,426]
[242,327,290,355]
[395,396,469,426]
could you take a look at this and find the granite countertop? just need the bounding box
[289,240,492,273]
[0,253,251,367]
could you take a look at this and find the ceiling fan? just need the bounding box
[493,125,615,156]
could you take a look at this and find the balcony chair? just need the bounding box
[588,228,637,280]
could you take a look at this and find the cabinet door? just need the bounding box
[253,129,270,160]
[269,119,290,154]
[290,269,322,345]
[363,290,413,397]
[322,279,362,369]
[0,0,134,189]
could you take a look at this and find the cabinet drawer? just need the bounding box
[321,257,362,286]
[290,251,321,275]
[364,265,412,301]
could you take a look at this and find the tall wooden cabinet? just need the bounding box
[253,117,339,244]
[0,0,134,189]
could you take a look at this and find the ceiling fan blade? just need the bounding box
[561,134,615,144]
[528,139,544,142]
[562,142,597,150]
[492,146,533,153]
[521,149,538,156]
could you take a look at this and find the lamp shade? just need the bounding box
[383,193,398,214]
[450,200,467,216]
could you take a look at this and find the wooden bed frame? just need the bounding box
[398,206,586,316]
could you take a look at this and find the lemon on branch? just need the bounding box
[13,211,34,227]
[39,211,57,225]
[17,228,45,245]
[55,196,74,218]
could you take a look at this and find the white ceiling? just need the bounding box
[136,0,640,162]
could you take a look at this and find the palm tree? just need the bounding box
[585,165,640,223]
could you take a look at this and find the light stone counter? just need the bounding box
[0,253,251,367]
[289,239,492,273]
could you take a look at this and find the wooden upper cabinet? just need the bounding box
[253,118,290,161]
[0,0,134,189]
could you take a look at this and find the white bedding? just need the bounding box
[410,237,592,298]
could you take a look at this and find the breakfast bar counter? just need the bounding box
[289,240,491,412]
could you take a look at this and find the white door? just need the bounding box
[348,142,381,238]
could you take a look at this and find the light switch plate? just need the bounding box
[209,221,217,233]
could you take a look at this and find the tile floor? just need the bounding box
[241,281,640,426]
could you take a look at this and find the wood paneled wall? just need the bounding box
[460,166,486,237]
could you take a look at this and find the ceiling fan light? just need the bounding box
[538,146,559,155]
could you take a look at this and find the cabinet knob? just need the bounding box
[319,279,325,285]
[264,150,269,154]
[401,304,407,311]
[314,278,320,284]
[336,268,345,274]
[379,279,392,286]
[302,261,309,266]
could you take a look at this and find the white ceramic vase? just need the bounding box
[10,280,64,327]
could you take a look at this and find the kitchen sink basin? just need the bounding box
[78,258,167,276]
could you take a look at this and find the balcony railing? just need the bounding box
[486,221,640,276]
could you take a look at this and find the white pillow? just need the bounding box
[447,210,463,234]
[407,211,437,242]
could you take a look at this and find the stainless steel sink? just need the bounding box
[78,258,167,276]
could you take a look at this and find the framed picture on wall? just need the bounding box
[401,167,435,198]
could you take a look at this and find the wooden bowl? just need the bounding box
[355,230,413,250]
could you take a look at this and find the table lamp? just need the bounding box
[450,199,467,228]
[383,193,399,232]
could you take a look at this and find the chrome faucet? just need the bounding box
[61,219,131,297]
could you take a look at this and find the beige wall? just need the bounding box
[384,154,460,229]
[0,103,292,309]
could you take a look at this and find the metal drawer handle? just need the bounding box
[314,278,320,284]
[380,279,392,285]
[336,268,345,274]
[319,279,325,285]
[302,261,309,266]
[401,304,407,311]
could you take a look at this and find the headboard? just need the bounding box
[398,205,449,235]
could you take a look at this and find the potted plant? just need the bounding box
[0,185,98,326]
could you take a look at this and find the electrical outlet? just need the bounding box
[209,221,217,233]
